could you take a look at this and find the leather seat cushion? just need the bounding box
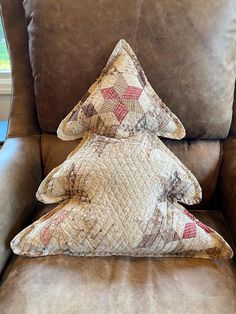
[0,206,235,314]
[41,133,221,210]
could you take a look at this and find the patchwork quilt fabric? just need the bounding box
[57,39,185,140]
[11,40,233,259]
[11,132,233,259]
[11,198,232,259]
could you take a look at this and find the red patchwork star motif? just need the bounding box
[101,87,119,100]
[114,103,129,123]
[123,86,143,100]
[182,222,197,239]
[101,79,143,124]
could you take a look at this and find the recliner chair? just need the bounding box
[0,1,236,313]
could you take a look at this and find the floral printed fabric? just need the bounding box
[11,40,233,259]
[57,39,185,140]
[11,132,233,259]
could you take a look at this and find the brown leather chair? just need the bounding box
[0,1,236,313]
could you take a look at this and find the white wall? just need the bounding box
[0,94,10,120]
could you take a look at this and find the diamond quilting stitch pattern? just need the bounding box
[11,131,233,259]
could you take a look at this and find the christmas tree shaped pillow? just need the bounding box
[11,40,233,259]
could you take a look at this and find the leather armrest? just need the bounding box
[220,138,236,244]
[0,135,42,274]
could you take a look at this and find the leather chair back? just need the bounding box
[1,0,236,211]
[2,0,236,139]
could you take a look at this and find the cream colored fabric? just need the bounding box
[57,39,185,140]
[36,132,201,205]
[11,132,233,259]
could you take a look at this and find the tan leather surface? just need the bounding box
[0,208,235,314]
[220,138,236,244]
[22,0,236,139]
[41,133,221,210]
[0,136,42,274]
[164,139,222,210]
[229,88,236,138]
[41,133,81,177]
[0,0,40,137]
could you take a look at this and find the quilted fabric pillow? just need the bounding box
[57,39,185,140]
[11,132,233,259]
[36,132,201,206]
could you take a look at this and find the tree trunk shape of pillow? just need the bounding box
[11,132,233,259]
